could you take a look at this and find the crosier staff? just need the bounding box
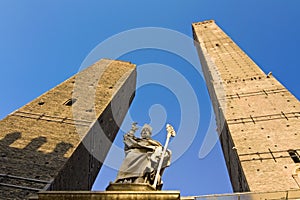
[152,124,176,189]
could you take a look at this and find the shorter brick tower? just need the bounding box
[0,59,136,199]
[193,20,300,192]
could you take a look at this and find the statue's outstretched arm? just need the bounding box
[123,122,140,149]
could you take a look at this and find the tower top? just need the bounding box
[192,19,215,26]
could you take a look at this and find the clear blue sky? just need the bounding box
[0,0,299,197]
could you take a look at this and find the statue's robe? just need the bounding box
[115,133,171,182]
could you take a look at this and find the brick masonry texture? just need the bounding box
[192,20,300,192]
[0,59,136,199]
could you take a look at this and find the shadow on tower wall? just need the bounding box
[0,132,73,199]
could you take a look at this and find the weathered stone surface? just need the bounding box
[35,190,180,200]
[193,20,300,192]
[180,189,300,200]
[0,59,136,199]
[106,183,156,191]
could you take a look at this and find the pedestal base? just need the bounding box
[36,190,180,200]
[34,183,180,200]
[106,182,156,191]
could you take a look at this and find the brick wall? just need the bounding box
[193,20,300,192]
[0,59,136,199]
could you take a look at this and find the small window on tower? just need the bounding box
[64,98,77,106]
[288,150,300,163]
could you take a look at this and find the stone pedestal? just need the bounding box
[106,183,156,191]
[35,183,180,200]
[36,190,180,200]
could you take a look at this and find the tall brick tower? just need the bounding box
[0,59,136,199]
[192,20,300,192]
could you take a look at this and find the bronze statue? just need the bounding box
[114,123,173,190]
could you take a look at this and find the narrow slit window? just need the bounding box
[64,98,77,106]
[288,150,300,163]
